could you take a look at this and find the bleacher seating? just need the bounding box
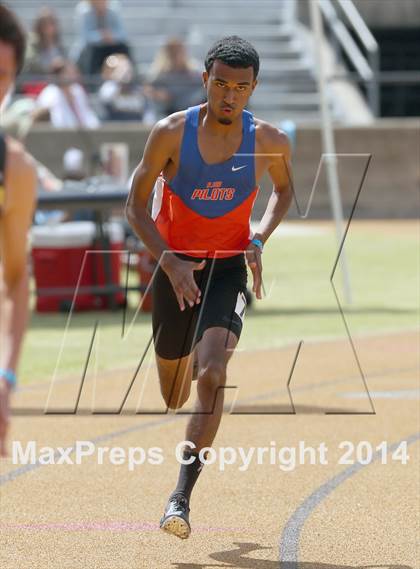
[12,0,327,124]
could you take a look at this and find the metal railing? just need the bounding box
[318,0,380,117]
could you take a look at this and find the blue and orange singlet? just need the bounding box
[152,105,259,258]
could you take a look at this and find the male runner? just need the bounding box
[126,36,292,538]
[0,4,37,456]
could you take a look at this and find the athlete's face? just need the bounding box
[203,60,257,125]
[0,40,17,105]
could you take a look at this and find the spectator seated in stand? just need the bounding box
[2,9,68,137]
[31,60,100,129]
[23,7,67,94]
[73,0,131,77]
[98,54,145,121]
[144,37,204,118]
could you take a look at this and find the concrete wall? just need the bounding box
[26,119,420,219]
[288,119,420,219]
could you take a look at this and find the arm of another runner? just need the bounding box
[0,139,37,457]
[246,127,293,299]
[125,118,205,311]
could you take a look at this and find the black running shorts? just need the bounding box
[152,253,248,360]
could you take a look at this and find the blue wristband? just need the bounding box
[0,368,17,389]
[251,238,264,252]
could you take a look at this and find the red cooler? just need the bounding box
[31,221,125,312]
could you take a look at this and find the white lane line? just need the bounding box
[279,432,420,566]
[340,388,419,399]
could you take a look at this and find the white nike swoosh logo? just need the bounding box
[232,165,247,172]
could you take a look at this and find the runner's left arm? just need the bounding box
[254,128,293,243]
[246,128,293,299]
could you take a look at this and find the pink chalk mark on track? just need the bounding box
[0,521,247,533]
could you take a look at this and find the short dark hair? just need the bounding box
[0,3,26,75]
[205,36,259,79]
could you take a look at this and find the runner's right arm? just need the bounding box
[126,118,205,310]
[126,119,177,263]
